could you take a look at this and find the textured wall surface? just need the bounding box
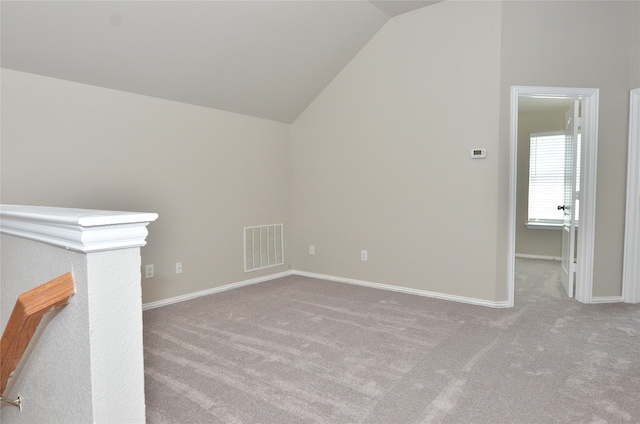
[86,249,146,423]
[1,235,94,423]
[498,0,639,298]
[292,1,502,303]
[0,69,292,305]
[0,235,146,423]
[1,1,638,310]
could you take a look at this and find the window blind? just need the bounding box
[528,132,580,224]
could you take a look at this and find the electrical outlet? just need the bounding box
[176,262,183,274]
[145,264,154,278]
[309,245,315,255]
[361,250,368,261]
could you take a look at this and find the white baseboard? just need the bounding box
[143,267,623,311]
[142,270,293,311]
[590,296,623,304]
[516,253,561,261]
[292,270,510,309]
[142,269,511,311]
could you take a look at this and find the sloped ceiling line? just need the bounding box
[1,1,439,123]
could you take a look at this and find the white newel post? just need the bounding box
[0,205,158,424]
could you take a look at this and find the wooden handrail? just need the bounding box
[0,272,75,396]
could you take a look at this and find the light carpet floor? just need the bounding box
[143,259,640,423]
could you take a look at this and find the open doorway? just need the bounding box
[515,96,578,300]
[508,86,599,307]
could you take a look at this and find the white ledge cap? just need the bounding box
[0,205,158,253]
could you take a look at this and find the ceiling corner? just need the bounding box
[368,1,441,18]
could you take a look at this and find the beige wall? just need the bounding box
[516,108,566,258]
[498,1,639,298]
[2,1,638,307]
[293,0,638,303]
[292,1,502,302]
[0,70,292,304]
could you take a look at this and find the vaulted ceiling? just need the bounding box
[1,1,440,123]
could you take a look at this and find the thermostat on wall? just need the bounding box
[470,148,487,159]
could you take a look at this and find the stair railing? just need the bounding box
[0,272,75,410]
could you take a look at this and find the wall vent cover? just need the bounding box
[244,224,284,272]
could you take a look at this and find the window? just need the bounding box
[527,132,580,226]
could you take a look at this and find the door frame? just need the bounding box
[623,88,640,303]
[508,86,599,307]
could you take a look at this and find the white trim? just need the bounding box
[515,254,561,261]
[142,269,511,311]
[0,204,158,252]
[530,130,565,138]
[623,88,640,303]
[507,87,519,308]
[509,86,599,307]
[142,270,293,310]
[575,89,599,304]
[293,270,510,309]
[590,296,624,304]
[525,222,563,231]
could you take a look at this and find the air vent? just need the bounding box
[244,224,283,272]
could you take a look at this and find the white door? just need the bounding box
[560,100,580,298]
